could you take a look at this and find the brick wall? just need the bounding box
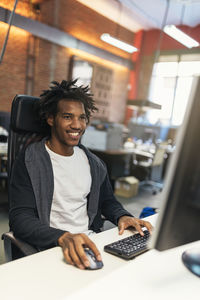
[0,0,31,17]
[33,39,54,96]
[110,68,129,123]
[0,23,28,111]
[0,0,132,124]
[59,0,134,60]
[34,41,70,96]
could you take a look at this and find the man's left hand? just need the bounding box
[118,216,153,236]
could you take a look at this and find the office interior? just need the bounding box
[0,0,200,295]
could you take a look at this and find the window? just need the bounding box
[147,54,200,126]
[71,56,93,87]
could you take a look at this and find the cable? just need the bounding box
[153,0,171,64]
[0,0,19,65]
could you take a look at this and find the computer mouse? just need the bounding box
[84,248,104,270]
[182,247,200,277]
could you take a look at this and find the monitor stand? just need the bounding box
[182,247,200,277]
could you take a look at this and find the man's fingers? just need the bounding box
[134,219,154,235]
[68,242,85,269]
[59,234,83,268]
[62,247,74,266]
[75,235,102,264]
[118,223,125,235]
[117,216,154,237]
[142,220,153,234]
[87,241,102,261]
[59,232,102,269]
[74,239,91,268]
[134,222,144,236]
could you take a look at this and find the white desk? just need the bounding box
[0,215,199,300]
[93,148,154,159]
[0,142,8,155]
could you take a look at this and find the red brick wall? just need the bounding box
[0,0,132,120]
[0,0,31,17]
[0,23,28,111]
[33,39,53,96]
[40,0,134,59]
[33,41,70,97]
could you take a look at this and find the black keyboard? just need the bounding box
[104,230,150,260]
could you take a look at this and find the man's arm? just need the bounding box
[9,152,102,269]
[100,174,153,235]
[9,152,65,249]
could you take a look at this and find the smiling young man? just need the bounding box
[9,79,152,269]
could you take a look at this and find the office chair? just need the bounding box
[2,94,47,262]
[0,111,10,131]
[132,143,167,194]
[0,156,8,190]
[0,126,8,188]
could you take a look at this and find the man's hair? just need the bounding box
[37,79,98,131]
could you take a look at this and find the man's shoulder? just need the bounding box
[79,144,107,171]
[25,137,47,161]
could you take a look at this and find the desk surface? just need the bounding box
[92,148,153,159]
[0,215,199,300]
[0,143,7,155]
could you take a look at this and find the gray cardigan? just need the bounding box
[9,138,132,250]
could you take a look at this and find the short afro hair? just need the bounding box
[36,79,98,132]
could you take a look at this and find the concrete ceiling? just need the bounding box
[77,0,200,32]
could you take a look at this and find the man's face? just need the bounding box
[47,99,87,152]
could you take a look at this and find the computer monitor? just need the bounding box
[150,76,200,276]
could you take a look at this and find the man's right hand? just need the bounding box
[58,232,102,269]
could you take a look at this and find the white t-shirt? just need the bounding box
[46,145,92,235]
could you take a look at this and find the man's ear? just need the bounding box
[47,115,54,127]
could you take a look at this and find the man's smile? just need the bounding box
[66,131,82,139]
[68,132,80,136]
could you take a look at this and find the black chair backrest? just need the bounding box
[8,95,47,178]
[0,111,10,131]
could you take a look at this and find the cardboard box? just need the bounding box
[114,176,139,198]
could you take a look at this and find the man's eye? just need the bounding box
[80,116,87,120]
[64,115,71,120]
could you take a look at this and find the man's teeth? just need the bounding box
[69,132,79,136]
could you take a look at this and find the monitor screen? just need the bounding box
[150,75,200,252]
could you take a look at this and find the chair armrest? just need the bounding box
[2,231,38,262]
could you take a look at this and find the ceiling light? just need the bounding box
[127,99,161,110]
[163,25,199,48]
[100,33,138,53]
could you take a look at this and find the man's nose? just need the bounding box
[70,118,81,128]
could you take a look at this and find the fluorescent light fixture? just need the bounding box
[164,25,199,49]
[100,33,138,53]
